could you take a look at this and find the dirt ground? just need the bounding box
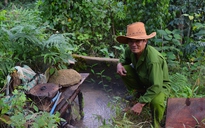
[70,56,128,128]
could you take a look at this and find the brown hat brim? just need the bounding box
[116,32,156,44]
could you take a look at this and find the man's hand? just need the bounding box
[117,63,127,76]
[131,103,146,115]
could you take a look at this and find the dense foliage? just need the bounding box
[0,4,76,85]
[37,0,171,58]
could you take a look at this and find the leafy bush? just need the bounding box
[152,29,182,71]
[37,0,171,58]
[0,6,76,87]
[0,89,62,127]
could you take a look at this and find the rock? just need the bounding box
[48,69,82,87]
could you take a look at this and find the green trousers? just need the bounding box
[121,65,166,128]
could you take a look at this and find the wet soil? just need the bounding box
[70,57,128,128]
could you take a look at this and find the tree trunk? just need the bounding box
[4,0,8,6]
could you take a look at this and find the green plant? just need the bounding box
[0,6,42,29]
[169,70,205,98]
[168,0,205,68]
[37,0,125,58]
[96,70,111,84]
[89,63,112,92]
[126,0,170,32]
[32,112,61,128]
[169,0,205,38]
[97,96,152,128]
[1,25,75,71]
[100,48,115,58]
[37,0,172,59]
[152,29,182,71]
[169,73,192,98]
[0,89,62,127]
[0,4,77,79]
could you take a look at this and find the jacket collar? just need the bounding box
[135,45,148,68]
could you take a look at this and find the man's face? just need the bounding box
[127,39,147,54]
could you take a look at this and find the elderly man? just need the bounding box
[116,22,170,128]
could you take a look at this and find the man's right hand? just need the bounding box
[131,103,146,115]
[117,63,127,76]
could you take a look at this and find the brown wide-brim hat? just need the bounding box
[116,22,156,44]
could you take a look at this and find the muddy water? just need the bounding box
[70,57,127,128]
[73,80,126,128]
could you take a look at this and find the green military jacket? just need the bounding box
[119,45,170,103]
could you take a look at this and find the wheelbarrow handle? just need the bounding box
[51,91,60,102]
[50,92,62,115]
